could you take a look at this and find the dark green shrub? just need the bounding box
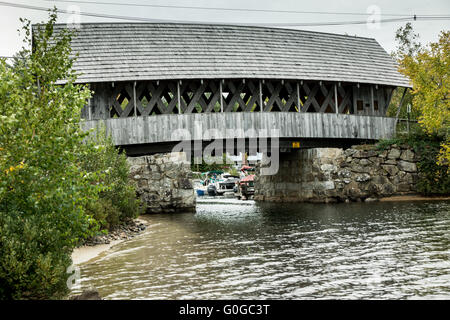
[80,128,143,232]
[0,213,75,299]
[405,132,450,195]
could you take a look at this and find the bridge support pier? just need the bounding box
[254,144,419,203]
[255,148,345,203]
[127,152,196,213]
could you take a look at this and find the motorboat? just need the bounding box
[216,173,240,196]
[207,184,217,196]
[235,174,255,200]
[193,179,207,197]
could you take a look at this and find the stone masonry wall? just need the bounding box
[254,144,419,203]
[127,152,196,213]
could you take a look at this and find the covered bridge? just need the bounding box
[48,23,411,154]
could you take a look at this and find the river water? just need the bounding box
[71,199,450,299]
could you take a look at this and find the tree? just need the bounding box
[387,23,421,121]
[0,10,99,299]
[394,23,450,169]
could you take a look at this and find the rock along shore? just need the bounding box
[81,219,148,247]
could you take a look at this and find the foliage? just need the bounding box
[0,10,141,299]
[0,11,99,299]
[191,153,235,173]
[375,137,403,151]
[386,88,416,119]
[400,31,449,145]
[386,23,422,120]
[393,23,423,58]
[80,128,143,231]
[227,166,240,177]
[405,131,450,195]
[393,23,450,169]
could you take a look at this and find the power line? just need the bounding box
[0,1,449,27]
[42,0,447,17]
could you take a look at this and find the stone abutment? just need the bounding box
[254,144,419,203]
[127,152,196,213]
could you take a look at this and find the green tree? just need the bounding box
[400,31,450,167]
[0,11,99,299]
[392,23,450,169]
[387,23,421,121]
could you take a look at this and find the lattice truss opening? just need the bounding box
[85,79,394,119]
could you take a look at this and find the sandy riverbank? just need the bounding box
[71,218,149,265]
[379,195,450,202]
[72,240,123,265]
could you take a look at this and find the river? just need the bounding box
[71,199,450,299]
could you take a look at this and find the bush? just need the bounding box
[0,214,75,299]
[405,132,450,195]
[80,128,143,232]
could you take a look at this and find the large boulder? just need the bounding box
[387,148,401,159]
[400,149,416,162]
[398,160,417,173]
[381,164,399,176]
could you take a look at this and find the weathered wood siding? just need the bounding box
[81,113,396,146]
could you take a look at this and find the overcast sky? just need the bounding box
[1,0,449,57]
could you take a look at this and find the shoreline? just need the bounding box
[71,218,149,265]
[72,240,123,265]
[379,194,450,202]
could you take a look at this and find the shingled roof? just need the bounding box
[47,23,411,87]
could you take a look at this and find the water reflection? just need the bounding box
[72,200,450,299]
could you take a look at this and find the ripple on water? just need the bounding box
[72,200,450,299]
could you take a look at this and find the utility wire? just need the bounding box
[0,1,449,27]
[42,0,448,17]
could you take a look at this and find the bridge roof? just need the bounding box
[48,23,411,87]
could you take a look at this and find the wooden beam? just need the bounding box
[297,81,301,112]
[319,83,334,113]
[220,80,223,112]
[82,113,397,146]
[88,97,92,120]
[177,80,181,114]
[259,80,263,112]
[265,81,283,112]
[302,83,320,112]
[353,85,358,115]
[133,81,137,117]
[334,83,338,114]
[224,81,246,112]
[394,87,408,126]
[370,85,375,116]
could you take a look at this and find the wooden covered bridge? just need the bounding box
[53,23,411,155]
